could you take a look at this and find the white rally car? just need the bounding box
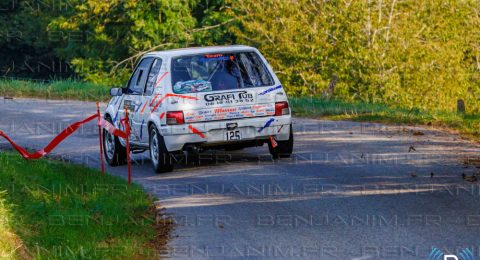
[103,45,293,173]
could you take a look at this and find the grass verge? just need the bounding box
[0,190,28,259]
[0,79,111,102]
[290,97,480,142]
[0,152,169,259]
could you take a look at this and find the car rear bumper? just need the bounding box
[161,116,291,152]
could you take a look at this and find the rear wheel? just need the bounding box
[103,116,127,166]
[149,125,174,173]
[269,124,293,159]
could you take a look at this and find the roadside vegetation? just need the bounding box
[2,0,479,114]
[0,79,111,102]
[291,97,480,141]
[233,0,480,114]
[0,191,27,259]
[0,152,168,259]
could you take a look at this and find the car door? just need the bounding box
[120,57,154,142]
[135,58,163,145]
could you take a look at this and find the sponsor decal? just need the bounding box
[184,104,275,123]
[124,100,136,112]
[277,125,284,133]
[174,79,212,94]
[206,54,223,58]
[113,110,119,124]
[150,94,161,106]
[153,72,169,89]
[151,93,199,113]
[140,102,149,114]
[199,54,235,62]
[204,91,254,106]
[258,85,282,95]
[188,125,205,138]
[135,102,143,113]
[114,96,121,105]
[214,107,237,113]
[258,118,275,133]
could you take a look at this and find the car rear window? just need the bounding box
[171,52,274,94]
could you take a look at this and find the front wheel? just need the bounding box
[103,116,127,166]
[269,124,293,159]
[149,125,174,173]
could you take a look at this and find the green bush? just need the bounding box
[1,0,479,115]
[231,0,480,113]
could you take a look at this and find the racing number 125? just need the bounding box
[225,130,241,141]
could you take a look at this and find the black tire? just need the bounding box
[103,116,127,166]
[268,124,294,159]
[149,124,174,173]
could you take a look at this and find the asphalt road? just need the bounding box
[1,98,480,260]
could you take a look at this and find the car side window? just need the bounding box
[126,57,154,95]
[144,58,163,96]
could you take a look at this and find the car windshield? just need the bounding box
[171,52,274,94]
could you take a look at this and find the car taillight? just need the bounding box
[166,111,184,125]
[275,102,290,116]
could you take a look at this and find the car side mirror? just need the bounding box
[110,87,124,97]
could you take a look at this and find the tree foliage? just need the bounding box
[0,0,71,79]
[1,0,233,85]
[48,0,198,84]
[231,0,480,112]
[1,0,479,113]
[47,0,235,85]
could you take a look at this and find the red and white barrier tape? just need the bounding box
[269,136,278,148]
[0,114,130,160]
[0,114,98,160]
[98,117,129,139]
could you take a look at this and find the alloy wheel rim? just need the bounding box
[150,130,159,166]
[105,131,115,159]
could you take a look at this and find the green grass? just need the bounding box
[0,152,166,259]
[0,190,25,259]
[290,96,480,141]
[0,79,111,102]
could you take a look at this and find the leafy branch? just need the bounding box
[111,18,236,72]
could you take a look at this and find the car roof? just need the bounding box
[144,45,257,59]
